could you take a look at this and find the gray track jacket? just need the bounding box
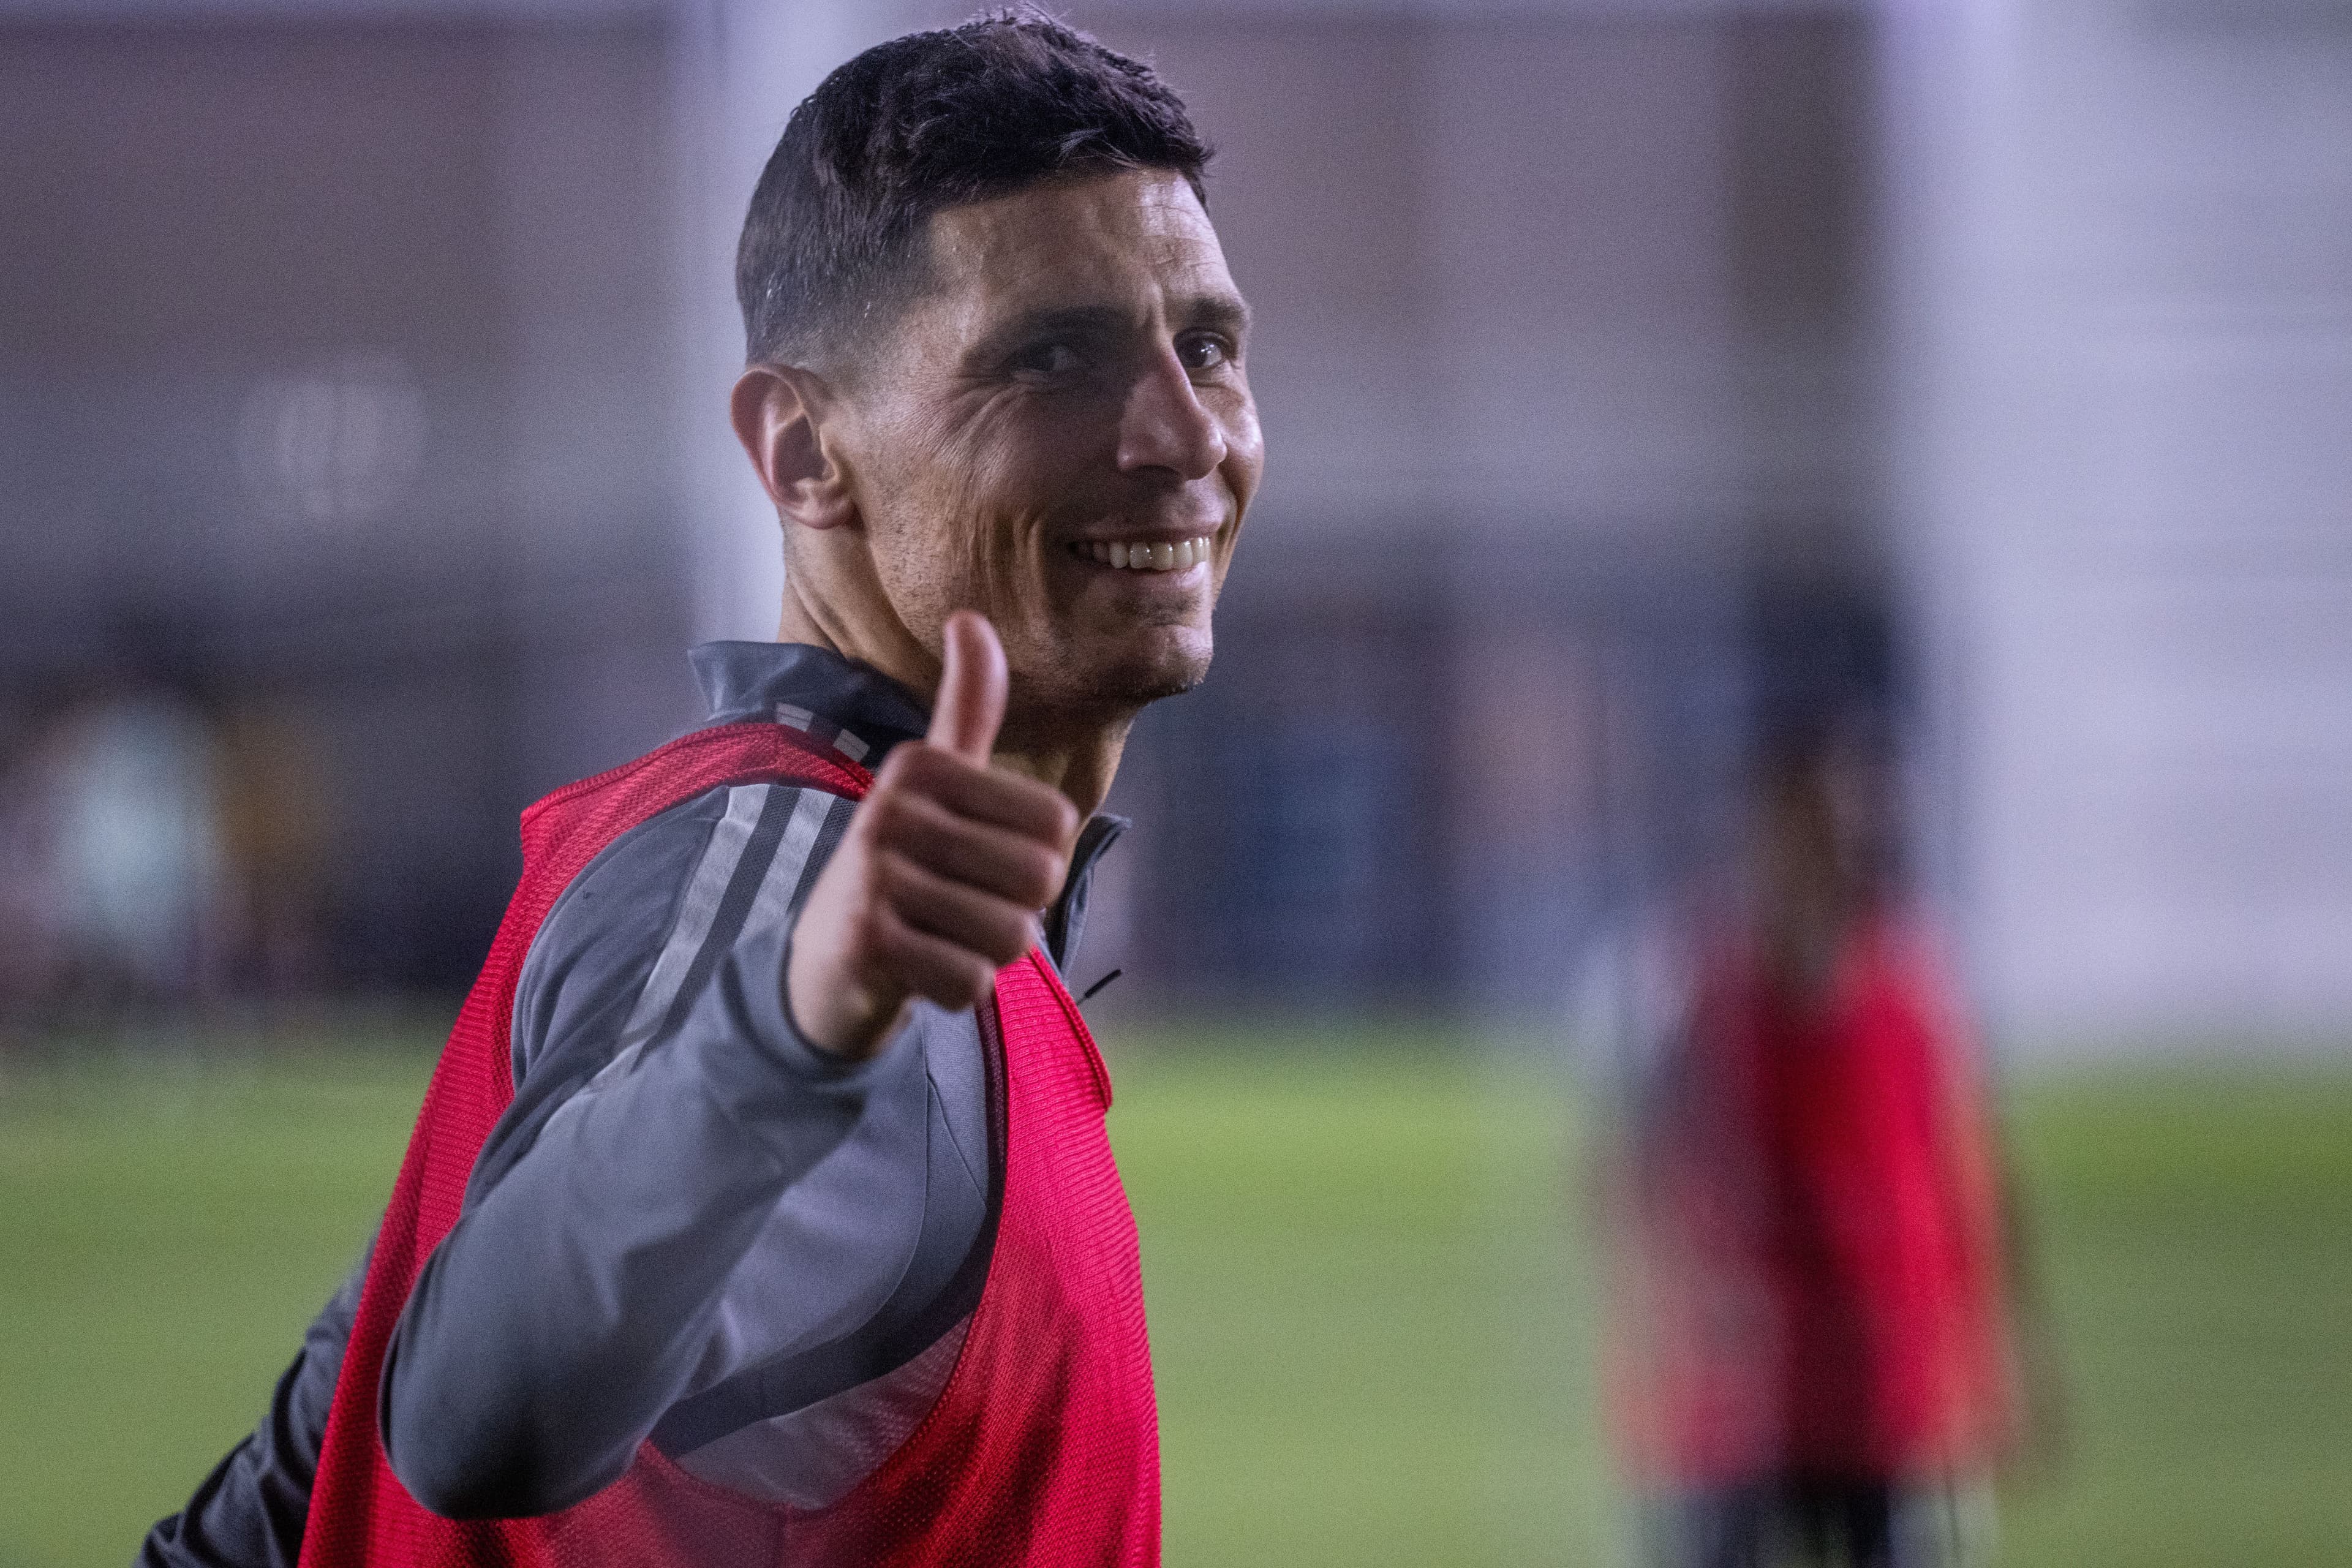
[137,642,1124,1565]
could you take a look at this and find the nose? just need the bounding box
[1115,350,1226,482]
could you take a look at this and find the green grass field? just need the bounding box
[2,1026,2347,1566]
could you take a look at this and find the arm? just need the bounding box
[136,1246,368,1568]
[379,783,891,1518]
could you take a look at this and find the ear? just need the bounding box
[731,363,858,532]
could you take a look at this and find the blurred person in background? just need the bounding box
[142,15,1257,1567]
[1599,711,2040,1568]
[0,653,231,1030]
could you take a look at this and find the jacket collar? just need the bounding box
[690,641,930,765]
[687,640,1129,974]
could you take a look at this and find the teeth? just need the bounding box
[1077,535,1213,573]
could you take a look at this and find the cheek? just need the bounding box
[897,449,1056,639]
[1221,402,1266,505]
[950,428,1084,594]
[862,418,1021,617]
[960,454,1047,588]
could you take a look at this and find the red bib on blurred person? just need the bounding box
[298,722,1160,1568]
[1609,916,2013,1484]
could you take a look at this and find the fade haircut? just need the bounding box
[736,12,1212,368]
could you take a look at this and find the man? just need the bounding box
[1602,718,2029,1568]
[141,15,1260,1566]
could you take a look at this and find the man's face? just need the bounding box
[837,169,1262,734]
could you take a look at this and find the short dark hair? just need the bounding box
[736,12,1212,367]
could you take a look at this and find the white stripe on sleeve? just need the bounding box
[610,783,774,1058]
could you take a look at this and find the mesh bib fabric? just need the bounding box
[298,722,1159,1567]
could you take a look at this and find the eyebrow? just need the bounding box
[983,305,1126,352]
[1181,291,1254,341]
[971,292,1254,360]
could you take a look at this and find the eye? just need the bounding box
[1176,333,1234,374]
[1009,340,1083,380]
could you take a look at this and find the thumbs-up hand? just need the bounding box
[785,612,1082,1060]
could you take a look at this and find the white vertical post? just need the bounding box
[1883,0,2352,1053]
[667,0,964,646]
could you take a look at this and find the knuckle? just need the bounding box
[1017,850,1061,908]
[872,748,918,791]
[928,961,984,1011]
[858,794,902,845]
[987,913,1037,964]
[846,807,893,857]
[899,744,952,787]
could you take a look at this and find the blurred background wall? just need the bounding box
[1,7,695,995]
[6,5,2350,1565]
[1,0,2345,1052]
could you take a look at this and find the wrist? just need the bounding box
[783,938,908,1061]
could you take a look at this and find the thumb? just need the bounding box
[927,610,1007,764]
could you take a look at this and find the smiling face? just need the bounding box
[826,170,1262,741]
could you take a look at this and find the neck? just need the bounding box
[992,710,1134,820]
[777,587,1133,818]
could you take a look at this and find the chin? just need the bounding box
[1057,625,1214,714]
